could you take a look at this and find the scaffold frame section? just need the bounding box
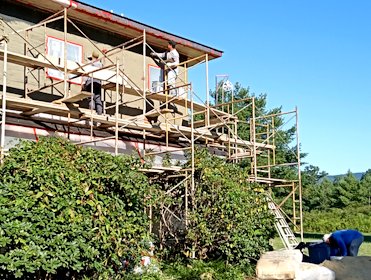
[0,7,303,246]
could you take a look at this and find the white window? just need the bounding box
[46,36,83,84]
[148,64,163,93]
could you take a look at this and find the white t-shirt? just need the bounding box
[155,49,179,68]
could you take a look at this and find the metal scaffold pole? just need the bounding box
[190,83,196,259]
[295,106,304,241]
[115,60,120,155]
[1,38,8,163]
[142,29,147,153]
[251,97,257,179]
[205,54,210,127]
[142,29,146,117]
[185,170,189,227]
[63,8,68,97]
[292,181,297,228]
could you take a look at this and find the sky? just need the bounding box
[84,0,371,175]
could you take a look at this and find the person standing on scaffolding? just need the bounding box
[83,50,103,115]
[150,40,179,96]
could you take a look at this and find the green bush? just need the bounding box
[304,205,371,233]
[0,137,156,279]
[184,149,275,263]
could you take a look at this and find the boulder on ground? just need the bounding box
[297,262,335,280]
[256,250,302,280]
[322,256,371,280]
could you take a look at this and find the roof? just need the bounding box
[12,0,223,63]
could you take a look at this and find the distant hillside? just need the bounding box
[326,172,365,182]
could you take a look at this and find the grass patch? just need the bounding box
[129,260,256,280]
[359,242,371,256]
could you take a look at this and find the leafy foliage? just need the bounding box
[183,149,275,263]
[304,205,371,233]
[0,137,156,279]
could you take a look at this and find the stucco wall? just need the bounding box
[0,4,187,125]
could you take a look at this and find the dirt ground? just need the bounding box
[322,256,371,280]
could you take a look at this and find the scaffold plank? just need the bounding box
[102,82,234,117]
[54,91,91,104]
[2,96,275,150]
[2,96,82,117]
[193,115,234,128]
[218,134,275,149]
[0,49,124,84]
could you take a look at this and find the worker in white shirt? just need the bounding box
[150,40,179,96]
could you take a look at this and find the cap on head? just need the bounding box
[168,40,176,48]
[88,50,100,60]
[323,233,332,242]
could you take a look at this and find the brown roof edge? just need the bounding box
[74,1,223,58]
[11,0,223,59]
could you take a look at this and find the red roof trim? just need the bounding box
[12,0,223,58]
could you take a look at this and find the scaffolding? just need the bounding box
[0,7,303,249]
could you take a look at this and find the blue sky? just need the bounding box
[84,0,371,175]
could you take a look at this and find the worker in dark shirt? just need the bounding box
[323,229,364,256]
[83,50,103,115]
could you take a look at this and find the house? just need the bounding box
[0,0,226,166]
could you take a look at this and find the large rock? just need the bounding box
[322,256,371,280]
[297,263,335,280]
[256,250,303,280]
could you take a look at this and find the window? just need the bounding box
[148,64,163,93]
[46,36,83,84]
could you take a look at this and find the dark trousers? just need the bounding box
[84,82,103,115]
[349,235,364,256]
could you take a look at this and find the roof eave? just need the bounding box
[12,0,223,61]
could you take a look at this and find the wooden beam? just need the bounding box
[102,82,235,117]
[217,134,276,149]
[2,96,82,117]
[0,49,124,84]
[54,91,91,104]
[193,116,234,128]
[3,96,267,146]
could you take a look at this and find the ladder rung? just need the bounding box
[268,197,298,250]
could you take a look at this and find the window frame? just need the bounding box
[147,64,164,93]
[45,35,84,85]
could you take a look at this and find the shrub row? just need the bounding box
[303,205,371,233]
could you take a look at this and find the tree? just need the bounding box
[331,171,360,208]
[303,178,333,211]
[360,169,371,206]
[301,165,329,211]
[302,165,328,186]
